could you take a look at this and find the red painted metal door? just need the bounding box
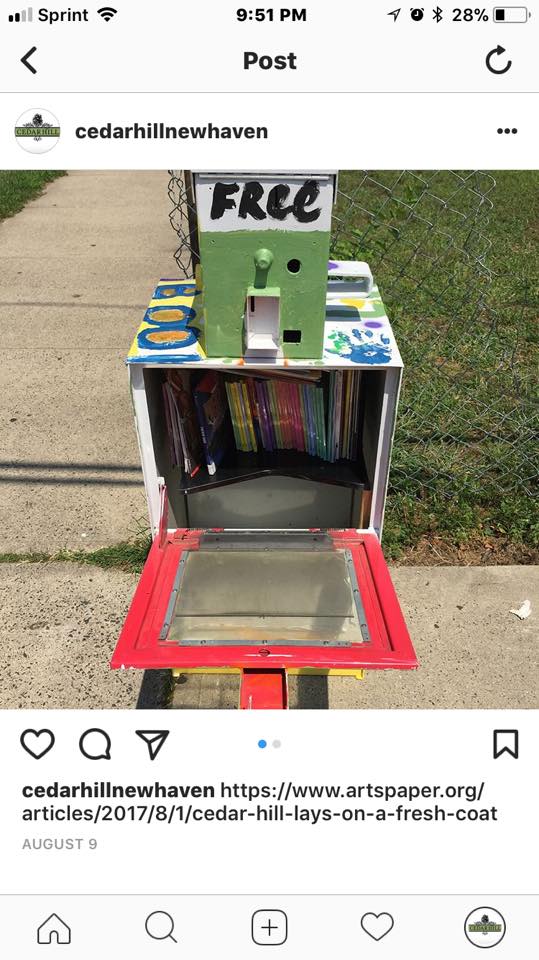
[111,504,418,688]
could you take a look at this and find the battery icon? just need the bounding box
[493,6,530,21]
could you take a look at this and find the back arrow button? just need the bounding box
[21,46,37,74]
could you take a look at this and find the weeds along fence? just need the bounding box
[168,171,538,556]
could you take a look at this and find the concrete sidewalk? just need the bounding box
[0,562,536,710]
[0,171,177,552]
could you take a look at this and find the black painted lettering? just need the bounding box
[293,180,321,223]
[267,184,293,220]
[238,181,266,220]
[211,182,240,220]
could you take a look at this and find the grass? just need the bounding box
[332,171,539,560]
[0,537,151,574]
[0,170,65,221]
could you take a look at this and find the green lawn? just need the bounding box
[332,171,539,560]
[0,170,65,221]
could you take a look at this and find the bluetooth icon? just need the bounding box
[433,5,443,19]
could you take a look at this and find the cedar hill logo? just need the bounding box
[464,907,506,947]
[15,108,60,153]
[469,914,503,934]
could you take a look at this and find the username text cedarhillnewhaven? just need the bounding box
[75,122,268,140]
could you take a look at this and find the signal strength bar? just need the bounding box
[8,6,33,21]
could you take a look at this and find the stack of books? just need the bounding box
[163,368,362,479]
[225,373,328,460]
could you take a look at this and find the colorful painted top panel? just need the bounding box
[126,276,403,369]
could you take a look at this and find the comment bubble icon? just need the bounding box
[79,728,112,760]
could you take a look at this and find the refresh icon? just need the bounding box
[486,45,512,74]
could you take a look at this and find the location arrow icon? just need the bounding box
[136,730,170,760]
[387,8,401,21]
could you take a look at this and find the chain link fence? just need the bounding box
[167,170,538,559]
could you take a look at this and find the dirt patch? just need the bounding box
[395,536,539,566]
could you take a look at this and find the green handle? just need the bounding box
[254,248,274,271]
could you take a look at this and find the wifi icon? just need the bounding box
[97,6,117,20]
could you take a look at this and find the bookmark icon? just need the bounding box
[135,730,170,760]
[493,729,519,759]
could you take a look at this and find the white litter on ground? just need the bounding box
[509,600,531,620]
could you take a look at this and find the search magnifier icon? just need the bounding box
[145,911,177,944]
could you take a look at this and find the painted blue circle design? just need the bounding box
[145,304,197,325]
[138,303,199,352]
[258,739,268,749]
[153,283,197,299]
[137,326,198,351]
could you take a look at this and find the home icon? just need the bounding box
[37,913,71,945]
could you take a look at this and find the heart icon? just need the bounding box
[20,729,55,760]
[361,912,395,941]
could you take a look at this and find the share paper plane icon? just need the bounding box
[388,7,401,20]
[135,730,170,760]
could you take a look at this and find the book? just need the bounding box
[242,380,258,452]
[262,380,277,450]
[268,381,283,449]
[333,371,343,461]
[292,382,305,452]
[326,373,334,462]
[315,384,327,459]
[165,372,203,478]
[193,372,231,475]
[256,379,272,451]
[162,382,179,467]
[225,380,242,452]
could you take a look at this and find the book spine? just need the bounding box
[162,383,176,468]
[193,388,216,475]
[286,382,295,450]
[165,382,182,471]
[274,381,286,448]
[236,381,251,451]
[242,381,258,452]
[351,370,360,460]
[280,381,291,449]
[247,377,261,449]
[292,382,304,452]
[313,387,324,458]
[254,380,267,450]
[263,381,277,451]
[333,371,343,462]
[225,381,241,451]
[300,384,309,455]
[306,384,315,456]
[316,385,326,459]
[267,382,280,448]
[299,384,308,454]
[342,371,350,460]
[326,373,334,463]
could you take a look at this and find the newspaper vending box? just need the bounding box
[111,172,418,708]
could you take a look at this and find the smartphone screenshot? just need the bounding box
[0,1,537,956]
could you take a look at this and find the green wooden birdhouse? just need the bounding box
[193,172,336,360]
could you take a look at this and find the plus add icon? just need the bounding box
[252,910,288,946]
